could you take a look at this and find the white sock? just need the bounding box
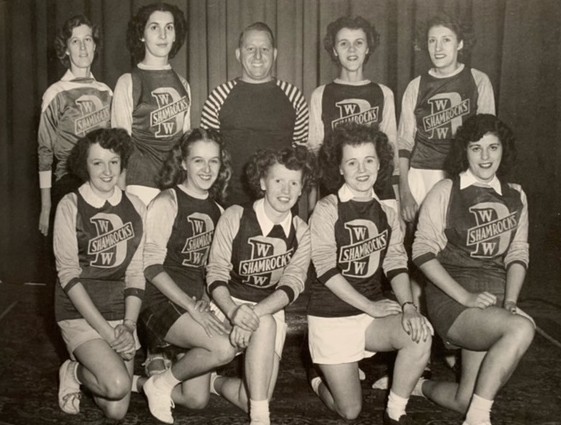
[386,390,408,421]
[209,372,220,396]
[411,377,426,398]
[249,399,270,424]
[131,375,140,393]
[153,368,181,393]
[465,394,493,425]
[310,376,322,396]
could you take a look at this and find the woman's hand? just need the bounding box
[503,300,517,314]
[111,324,136,360]
[367,299,402,318]
[229,304,260,332]
[462,291,497,309]
[189,307,229,338]
[401,306,432,343]
[230,325,253,350]
[193,297,210,312]
[39,207,50,236]
[400,188,418,223]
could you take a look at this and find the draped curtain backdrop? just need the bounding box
[1,0,560,300]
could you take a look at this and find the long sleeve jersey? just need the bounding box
[53,183,145,322]
[143,185,223,308]
[206,199,310,304]
[398,65,495,170]
[112,64,191,188]
[307,184,408,318]
[308,80,399,183]
[412,174,529,274]
[38,70,112,188]
[200,78,309,205]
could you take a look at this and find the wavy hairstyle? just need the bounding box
[126,2,187,64]
[323,16,380,65]
[158,128,231,203]
[68,128,132,182]
[415,12,475,61]
[245,146,316,199]
[319,122,394,195]
[54,15,100,69]
[445,114,516,179]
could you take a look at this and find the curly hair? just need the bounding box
[126,2,187,64]
[319,122,394,195]
[245,146,316,199]
[238,22,276,48]
[445,114,517,178]
[158,128,232,203]
[54,15,100,69]
[415,12,475,60]
[323,16,380,65]
[68,128,132,183]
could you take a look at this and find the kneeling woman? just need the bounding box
[307,122,432,424]
[54,128,144,420]
[139,128,236,424]
[412,114,535,425]
[206,146,315,425]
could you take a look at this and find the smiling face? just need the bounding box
[333,27,369,74]
[467,133,503,183]
[340,142,379,198]
[236,29,277,83]
[260,163,303,222]
[66,24,95,75]
[182,140,221,196]
[86,143,121,199]
[427,25,463,76]
[142,11,175,64]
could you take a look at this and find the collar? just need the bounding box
[61,69,95,83]
[460,169,502,195]
[254,198,292,237]
[138,62,172,71]
[177,183,209,200]
[333,78,371,86]
[428,63,465,79]
[79,182,123,208]
[338,183,378,202]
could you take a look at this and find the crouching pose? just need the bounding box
[412,114,535,425]
[206,146,314,425]
[138,129,236,424]
[54,128,144,420]
[307,122,432,424]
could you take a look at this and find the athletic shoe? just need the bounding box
[144,376,174,424]
[372,374,389,390]
[383,411,414,424]
[58,360,81,415]
[358,367,366,381]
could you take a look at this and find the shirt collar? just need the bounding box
[338,183,378,202]
[138,62,172,71]
[254,198,292,237]
[79,182,122,208]
[61,69,95,82]
[428,63,465,79]
[460,169,502,195]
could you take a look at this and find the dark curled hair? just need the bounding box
[54,15,100,69]
[68,128,132,182]
[245,146,316,199]
[415,12,475,60]
[158,128,232,203]
[238,22,276,48]
[319,122,393,195]
[323,16,380,65]
[126,2,187,64]
[445,114,516,178]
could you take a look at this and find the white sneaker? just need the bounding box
[58,360,81,414]
[358,368,366,381]
[372,374,389,390]
[144,376,174,424]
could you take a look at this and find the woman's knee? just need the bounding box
[99,371,132,400]
[211,337,237,365]
[507,315,535,347]
[336,400,362,420]
[100,399,130,420]
[176,391,210,410]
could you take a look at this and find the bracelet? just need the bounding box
[401,301,417,311]
[123,319,137,330]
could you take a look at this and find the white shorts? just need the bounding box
[58,318,141,360]
[308,314,376,364]
[211,297,287,359]
[408,168,446,206]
